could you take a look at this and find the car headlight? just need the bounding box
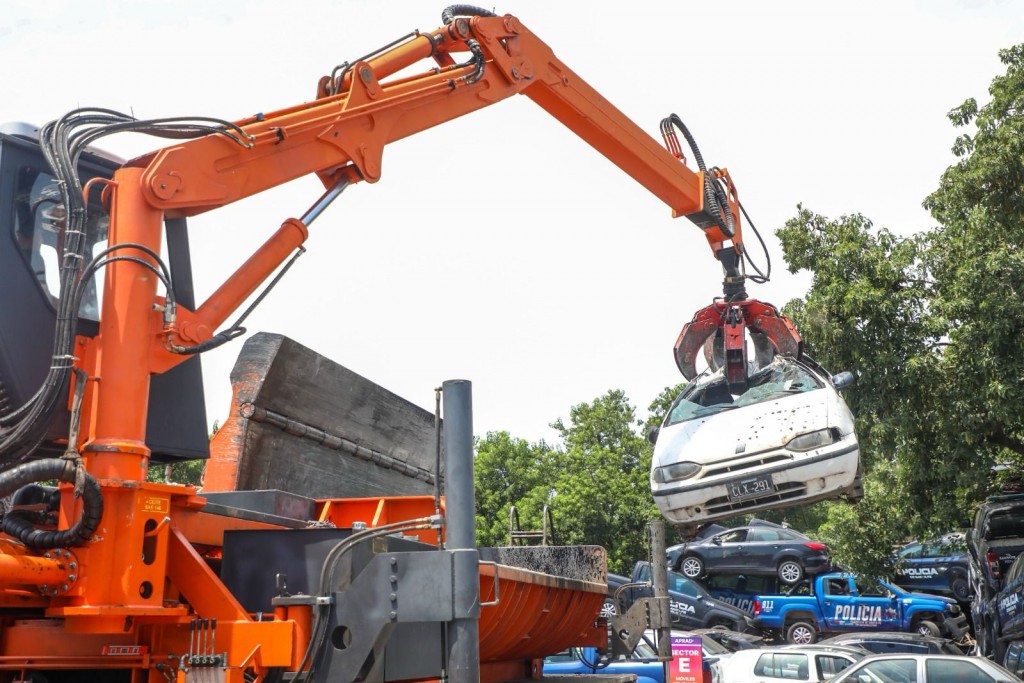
[786,428,836,452]
[653,461,702,483]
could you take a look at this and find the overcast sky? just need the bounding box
[2,0,1020,445]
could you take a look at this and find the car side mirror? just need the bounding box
[712,536,722,545]
[831,371,855,390]
[647,426,660,445]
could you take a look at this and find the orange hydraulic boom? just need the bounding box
[0,6,800,683]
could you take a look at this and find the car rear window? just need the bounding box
[985,509,1024,540]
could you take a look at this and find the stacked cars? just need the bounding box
[966,493,1024,661]
[668,520,832,587]
[752,573,969,645]
[664,519,829,641]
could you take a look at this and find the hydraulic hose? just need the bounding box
[441,5,497,24]
[660,114,736,240]
[0,459,103,549]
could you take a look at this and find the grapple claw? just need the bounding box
[673,299,803,390]
[673,306,723,380]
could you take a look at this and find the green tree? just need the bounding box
[474,431,556,547]
[774,44,1024,573]
[548,390,661,573]
[473,388,677,574]
[145,459,205,486]
[923,44,1024,479]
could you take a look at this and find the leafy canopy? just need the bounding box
[775,43,1024,575]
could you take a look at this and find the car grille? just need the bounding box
[704,481,807,515]
[701,452,792,479]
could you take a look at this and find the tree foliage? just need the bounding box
[145,459,205,486]
[474,388,678,574]
[775,44,1024,574]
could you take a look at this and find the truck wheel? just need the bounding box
[950,573,970,602]
[777,559,804,585]
[600,599,618,617]
[914,620,941,637]
[785,620,817,645]
[680,555,705,579]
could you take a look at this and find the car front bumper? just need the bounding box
[653,443,860,526]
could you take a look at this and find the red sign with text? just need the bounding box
[670,635,703,683]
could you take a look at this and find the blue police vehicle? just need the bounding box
[893,534,970,602]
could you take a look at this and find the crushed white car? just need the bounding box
[650,356,861,528]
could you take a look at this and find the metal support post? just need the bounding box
[443,380,480,683]
[649,520,672,666]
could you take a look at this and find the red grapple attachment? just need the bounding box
[673,299,803,393]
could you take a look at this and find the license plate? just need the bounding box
[728,473,774,501]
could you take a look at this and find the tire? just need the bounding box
[777,559,805,585]
[915,620,941,638]
[785,620,818,645]
[680,554,705,579]
[600,598,618,618]
[950,573,971,602]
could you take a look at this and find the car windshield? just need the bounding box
[665,356,824,426]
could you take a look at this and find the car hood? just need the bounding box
[654,392,831,468]
[899,591,957,606]
[699,594,755,620]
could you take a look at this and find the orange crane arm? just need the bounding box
[83,10,758,464]
[126,14,737,248]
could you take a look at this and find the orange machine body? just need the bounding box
[0,10,769,683]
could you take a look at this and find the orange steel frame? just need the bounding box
[0,13,742,683]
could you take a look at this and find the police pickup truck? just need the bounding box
[752,573,969,645]
[606,561,758,634]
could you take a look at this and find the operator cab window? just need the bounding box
[12,166,109,320]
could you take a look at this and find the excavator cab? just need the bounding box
[0,123,209,462]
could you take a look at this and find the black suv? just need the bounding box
[966,494,1024,658]
[893,534,971,602]
[967,494,1024,598]
[668,520,831,585]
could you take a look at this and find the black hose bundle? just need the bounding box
[0,109,250,468]
[441,5,497,24]
[659,113,772,285]
[0,458,102,548]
